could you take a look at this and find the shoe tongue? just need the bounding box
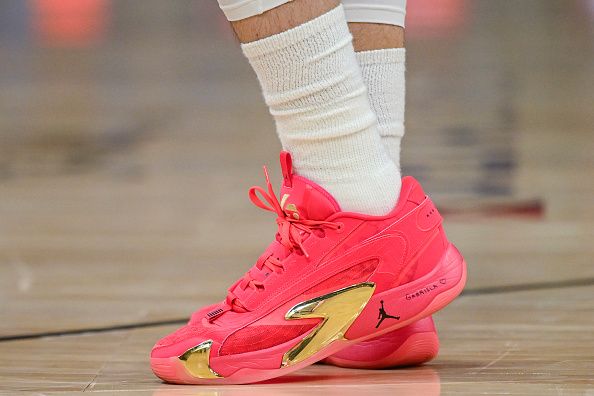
[278,151,340,221]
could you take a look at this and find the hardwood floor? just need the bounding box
[0,0,592,394]
[2,287,592,394]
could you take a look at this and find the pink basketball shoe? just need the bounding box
[323,316,439,369]
[151,152,466,384]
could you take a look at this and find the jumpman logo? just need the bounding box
[376,300,400,328]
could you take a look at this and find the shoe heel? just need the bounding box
[344,243,466,341]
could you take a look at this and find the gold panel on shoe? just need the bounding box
[281,282,376,367]
[178,340,222,379]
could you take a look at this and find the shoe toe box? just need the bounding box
[151,324,212,358]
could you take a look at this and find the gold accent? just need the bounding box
[280,194,290,209]
[285,203,299,219]
[281,282,376,367]
[280,194,300,219]
[178,340,222,379]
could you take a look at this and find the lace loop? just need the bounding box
[223,166,340,313]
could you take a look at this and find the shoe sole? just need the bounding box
[322,330,439,369]
[151,243,466,384]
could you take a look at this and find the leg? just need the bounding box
[231,0,338,42]
[218,0,401,215]
[152,2,466,383]
[375,317,385,328]
[349,23,404,51]
[342,0,405,50]
[344,0,407,169]
[324,2,444,370]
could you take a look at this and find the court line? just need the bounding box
[0,319,186,342]
[1,277,593,342]
[460,276,594,296]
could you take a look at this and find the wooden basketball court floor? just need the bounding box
[0,0,593,394]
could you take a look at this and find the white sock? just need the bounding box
[356,48,406,170]
[241,6,400,215]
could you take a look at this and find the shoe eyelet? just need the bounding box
[336,222,344,234]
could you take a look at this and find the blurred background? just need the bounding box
[1,0,594,333]
[0,0,593,392]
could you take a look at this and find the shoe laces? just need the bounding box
[223,166,340,314]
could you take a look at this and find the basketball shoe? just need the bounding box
[150,151,466,384]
